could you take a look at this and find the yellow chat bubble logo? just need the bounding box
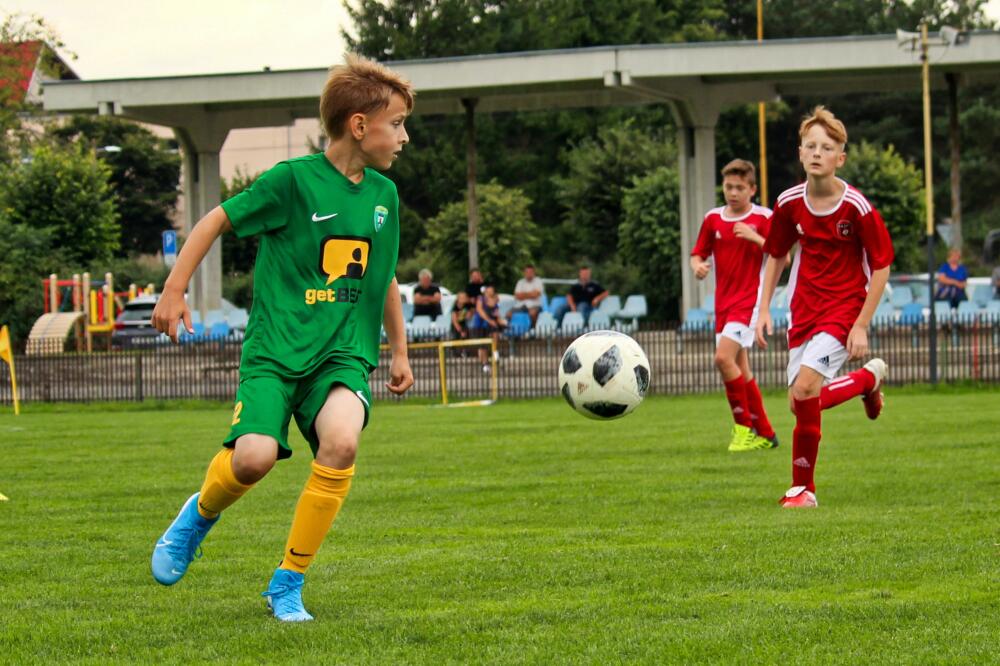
[319,236,371,285]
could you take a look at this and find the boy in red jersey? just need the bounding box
[755,107,892,508]
[690,159,778,452]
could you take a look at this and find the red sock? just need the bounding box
[723,377,752,427]
[791,397,822,492]
[743,378,775,438]
[820,368,876,410]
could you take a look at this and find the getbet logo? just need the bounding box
[305,236,370,305]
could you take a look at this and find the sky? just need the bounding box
[10,0,1000,80]
[9,0,352,79]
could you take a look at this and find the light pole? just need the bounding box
[897,24,968,384]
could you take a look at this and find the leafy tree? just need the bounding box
[955,87,1000,252]
[838,141,925,273]
[0,219,59,344]
[220,167,262,275]
[51,115,181,256]
[553,120,675,258]
[422,181,539,289]
[618,166,682,319]
[1,142,119,267]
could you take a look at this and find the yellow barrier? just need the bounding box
[382,337,497,407]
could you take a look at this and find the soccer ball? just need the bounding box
[558,331,650,420]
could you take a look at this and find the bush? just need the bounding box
[553,120,676,259]
[838,141,925,273]
[1,142,119,267]
[618,166,682,320]
[422,181,539,291]
[0,219,59,345]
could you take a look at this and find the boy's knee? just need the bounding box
[232,435,278,484]
[790,379,820,403]
[317,431,358,467]
[714,350,735,372]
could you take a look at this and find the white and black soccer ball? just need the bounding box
[558,331,650,420]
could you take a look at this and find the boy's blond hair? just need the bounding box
[319,53,415,140]
[799,106,847,146]
[721,159,756,187]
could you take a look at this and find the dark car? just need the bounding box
[112,296,164,348]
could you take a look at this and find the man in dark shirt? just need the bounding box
[563,266,608,325]
[413,268,442,318]
[465,268,485,300]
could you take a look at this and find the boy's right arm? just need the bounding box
[689,255,711,280]
[754,255,783,349]
[152,206,233,343]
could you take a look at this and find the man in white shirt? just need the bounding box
[513,264,545,324]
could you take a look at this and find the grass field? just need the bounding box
[1,388,998,664]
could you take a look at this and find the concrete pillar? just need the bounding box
[175,123,229,318]
[672,100,719,317]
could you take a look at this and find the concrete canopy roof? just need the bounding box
[43,32,1000,128]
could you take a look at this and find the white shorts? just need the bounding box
[787,332,849,386]
[716,321,755,349]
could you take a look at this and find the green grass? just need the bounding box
[1,390,998,664]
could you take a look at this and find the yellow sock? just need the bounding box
[279,462,355,573]
[197,447,254,519]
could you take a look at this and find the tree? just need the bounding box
[423,181,539,290]
[1,142,119,267]
[618,166,682,320]
[51,116,181,256]
[553,120,676,258]
[837,141,925,273]
[0,219,59,344]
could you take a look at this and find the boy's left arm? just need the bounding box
[383,277,414,395]
[847,267,889,360]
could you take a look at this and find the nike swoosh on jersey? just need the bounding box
[312,212,338,222]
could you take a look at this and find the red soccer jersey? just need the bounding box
[763,180,894,348]
[691,205,772,333]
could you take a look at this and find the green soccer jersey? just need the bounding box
[221,153,399,379]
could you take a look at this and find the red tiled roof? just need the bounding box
[0,40,44,104]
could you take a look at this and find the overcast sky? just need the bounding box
[13,0,1000,79]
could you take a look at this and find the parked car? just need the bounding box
[111,295,163,347]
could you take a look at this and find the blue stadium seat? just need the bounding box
[204,309,226,327]
[701,293,714,312]
[533,311,557,337]
[432,314,451,338]
[769,306,789,328]
[987,300,1000,314]
[933,301,954,321]
[547,295,567,315]
[873,302,895,324]
[560,311,586,335]
[899,302,924,325]
[498,294,516,317]
[227,308,249,330]
[401,301,414,322]
[680,308,711,333]
[615,295,648,322]
[956,301,983,320]
[410,315,433,339]
[598,295,622,317]
[190,310,203,325]
[508,311,533,337]
[890,286,913,308]
[971,285,993,308]
[587,311,613,331]
[209,321,230,339]
[440,294,456,316]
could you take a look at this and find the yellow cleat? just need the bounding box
[727,424,756,452]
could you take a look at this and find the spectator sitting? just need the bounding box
[412,268,442,318]
[555,266,608,325]
[471,284,506,372]
[465,268,485,300]
[451,292,472,340]
[512,263,545,325]
[934,248,968,309]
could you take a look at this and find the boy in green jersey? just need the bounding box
[149,55,415,622]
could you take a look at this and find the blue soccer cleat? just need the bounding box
[151,492,218,586]
[262,568,314,622]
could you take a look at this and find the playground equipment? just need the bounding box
[29,273,155,353]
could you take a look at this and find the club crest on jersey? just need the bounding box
[796,224,805,235]
[373,205,388,233]
[836,220,853,237]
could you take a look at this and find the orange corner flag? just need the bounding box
[0,325,20,415]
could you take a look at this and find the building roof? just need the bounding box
[1,40,78,106]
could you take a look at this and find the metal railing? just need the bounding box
[2,317,999,405]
